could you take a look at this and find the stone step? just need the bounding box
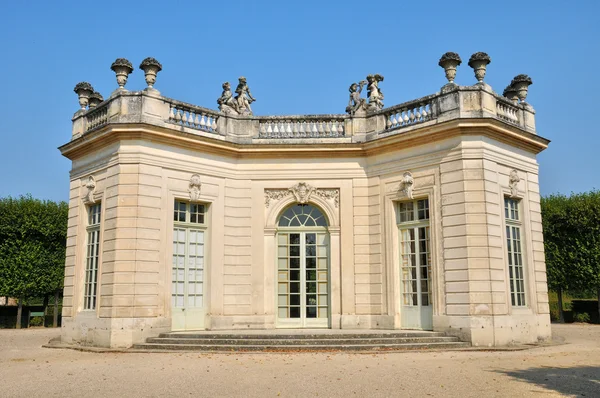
[145,336,460,346]
[158,332,448,340]
[132,341,470,352]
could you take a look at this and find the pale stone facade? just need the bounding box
[60,54,550,348]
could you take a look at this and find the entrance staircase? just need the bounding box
[133,330,469,352]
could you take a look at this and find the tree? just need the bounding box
[542,190,600,322]
[0,195,68,328]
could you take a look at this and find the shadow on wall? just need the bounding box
[496,366,600,397]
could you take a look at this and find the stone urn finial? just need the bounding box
[503,85,519,104]
[73,82,94,110]
[88,91,104,108]
[139,57,163,89]
[510,74,533,103]
[468,52,491,83]
[110,58,134,90]
[438,52,462,84]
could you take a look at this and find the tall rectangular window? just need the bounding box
[505,198,526,307]
[398,199,431,307]
[172,201,206,309]
[84,203,101,310]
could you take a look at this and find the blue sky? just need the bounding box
[0,0,597,202]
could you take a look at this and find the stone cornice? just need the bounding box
[59,117,549,162]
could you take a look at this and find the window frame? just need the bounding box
[83,203,102,311]
[504,197,527,308]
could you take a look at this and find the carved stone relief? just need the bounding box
[509,169,520,198]
[82,176,96,204]
[264,182,339,208]
[188,174,202,202]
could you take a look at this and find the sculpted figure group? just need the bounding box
[346,74,385,115]
[217,74,383,116]
[217,77,256,116]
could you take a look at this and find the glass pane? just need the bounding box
[290,282,300,293]
[278,295,288,306]
[278,282,288,294]
[290,295,300,305]
[317,258,327,269]
[278,234,288,244]
[290,258,300,269]
[278,308,288,318]
[318,307,328,318]
[318,282,328,293]
[290,307,300,318]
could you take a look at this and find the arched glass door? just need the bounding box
[276,204,329,328]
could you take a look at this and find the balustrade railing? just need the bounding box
[85,103,108,132]
[258,117,346,138]
[382,97,435,132]
[166,101,219,133]
[496,99,520,125]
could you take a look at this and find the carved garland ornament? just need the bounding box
[265,182,339,208]
[188,174,202,202]
[83,176,96,204]
[509,169,520,198]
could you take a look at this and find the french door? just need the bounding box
[277,231,329,328]
[171,201,206,331]
[398,199,433,330]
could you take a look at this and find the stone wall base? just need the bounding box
[434,313,552,347]
[339,315,395,329]
[61,312,171,348]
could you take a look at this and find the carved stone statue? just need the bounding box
[217,82,238,114]
[235,76,256,116]
[345,80,367,115]
[366,74,384,111]
[188,174,202,202]
[509,169,520,198]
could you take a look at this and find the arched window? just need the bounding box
[278,204,328,227]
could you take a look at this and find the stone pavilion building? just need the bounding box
[59,53,551,348]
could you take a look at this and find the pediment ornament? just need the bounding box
[265,182,339,208]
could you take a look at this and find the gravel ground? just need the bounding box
[1,324,599,397]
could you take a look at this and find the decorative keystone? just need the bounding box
[438,52,462,84]
[510,74,533,103]
[503,85,519,103]
[110,58,134,89]
[73,82,94,109]
[139,57,162,89]
[468,52,491,83]
[88,91,104,108]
